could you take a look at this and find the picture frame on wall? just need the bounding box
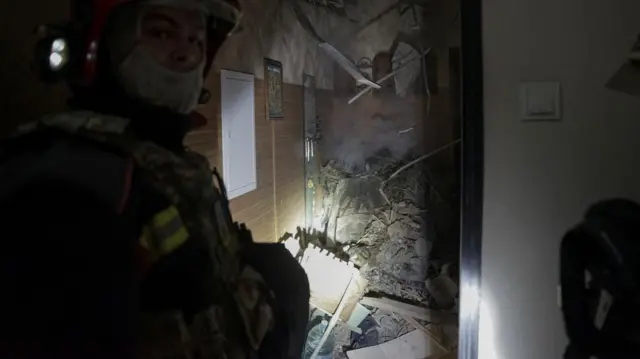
[265,58,284,119]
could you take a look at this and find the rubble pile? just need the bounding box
[318,158,433,303]
[302,155,460,358]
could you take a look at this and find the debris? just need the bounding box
[345,244,373,267]
[303,244,359,318]
[319,43,381,89]
[318,158,432,300]
[397,125,416,135]
[310,274,357,359]
[376,236,427,282]
[400,315,448,352]
[380,139,462,204]
[332,322,356,359]
[351,313,384,348]
[336,214,374,244]
[425,273,458,309]
[360,297,442,323]
[290,0,380,89]
[393,43,421,97]
[346,304,371,332]
[346,330,445,359]
[304,318,335,359]
[387,221,410,241]
[347,1,404,42]
[421,44,432,122]
[310,149,459,355]
[348,48,432,105]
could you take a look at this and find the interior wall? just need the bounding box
[186,73,276,243]
[481,1,640,358]
[188,74,317,243]
[0,1,69,135]
[199,1,345,241]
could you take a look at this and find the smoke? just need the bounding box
[322,92,422,172]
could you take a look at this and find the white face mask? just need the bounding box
[115,43,205,114]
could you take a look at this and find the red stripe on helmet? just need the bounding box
[73,0,241,87]
[77,0,133,86]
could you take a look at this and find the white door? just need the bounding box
[220,70,257,199]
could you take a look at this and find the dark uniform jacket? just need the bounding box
[0,100,309,359]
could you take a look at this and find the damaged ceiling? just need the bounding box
[213,0,457,90]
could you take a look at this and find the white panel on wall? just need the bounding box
[221,70,257,199]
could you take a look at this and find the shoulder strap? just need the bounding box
[12,111,131,138]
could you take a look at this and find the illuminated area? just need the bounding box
[282,237,301,257]
[48,53,63,69]
[48,38,68,71]
[300,244,357,303]
[478,291,500,359]
[51,38,66,53]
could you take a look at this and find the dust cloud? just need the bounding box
[322,92,423,172]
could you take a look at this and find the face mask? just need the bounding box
[116,44,204,114]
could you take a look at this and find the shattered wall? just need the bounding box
[316,0,432,171]
[322,93,424,172]
[214,0,340,89]
[329,0,423,65]
[213,0,429,90]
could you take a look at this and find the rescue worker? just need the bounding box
[0,1,309,358]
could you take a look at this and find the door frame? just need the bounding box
[459,0,484,358]
[302,73,317,230]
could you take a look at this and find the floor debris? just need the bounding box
[299,150,459,357]
[425,272,459,309]
[360,297,446,323]
[345,330,446,359]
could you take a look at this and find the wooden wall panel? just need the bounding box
[188,75,315,243]
[187,75,277,243]
[273,83,305,237]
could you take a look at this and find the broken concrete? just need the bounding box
[425,274,458,309]
[336,214,374,244]
[392,42,421,97]
[319,158,435,299]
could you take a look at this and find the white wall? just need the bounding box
[481,0,640,358]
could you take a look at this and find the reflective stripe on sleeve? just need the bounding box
[139,206,189,258]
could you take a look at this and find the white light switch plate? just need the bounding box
[519,82,562,121]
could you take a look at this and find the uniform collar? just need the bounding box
[70,92,191,154]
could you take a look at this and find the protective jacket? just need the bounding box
[0,105,307,358]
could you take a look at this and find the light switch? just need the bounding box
[519,82,561,121]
